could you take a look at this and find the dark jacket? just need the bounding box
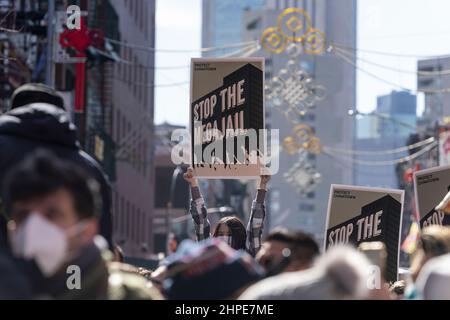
[17,239,162,300]
[0,248,32,299]
[0,103,112,248]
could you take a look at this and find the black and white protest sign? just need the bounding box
[324,185,404,282]
[190,58,265,178]
[414,165,450,228]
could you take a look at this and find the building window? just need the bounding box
[113,192,118,232]
[115,109,121,142]
[143,211,147,244]
[246,17,261,30]
[131,204,136,242]
[136,208,141,242]
[123,44,127,81]
[144,69,148,108]
[134,56,138,97]
[140,0,144,31]
[299,203,315,212]
[138,66,143,103]
[118,43,123,77]
[306,191,315,199]
[127,48,131,85]
[126,200,131,237]
[144,4,148,38]
[143,141,147,177]
[120,197,125,236]
[122,116,126,141]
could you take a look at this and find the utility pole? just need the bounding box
[45,0,55,87]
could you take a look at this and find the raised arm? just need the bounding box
[246,175,270,257]
[184,167,211,241]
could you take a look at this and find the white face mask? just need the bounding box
[216,235,232,246]
[8,213,86,277]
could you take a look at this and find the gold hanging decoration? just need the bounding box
[303,28,326,55]
[281,124,322,156]
[260,8,326,55]
[304,136,322,155]
[261,27,287,54]
[277,8,312,42]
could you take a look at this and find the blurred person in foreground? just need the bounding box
[0,244,32,299]
[183,167,270,257]
[162,238,264,299]
[239,245,387,300]
[3,151,161,300]
[409,225,450,281]
[414,252,450,299]
[406,225,450,299]
[255,228,319,276]
[0,83,112,248]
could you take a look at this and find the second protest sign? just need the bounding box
[324,184,404,282]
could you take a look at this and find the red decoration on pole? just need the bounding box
[59,17,104,113]
[403,163,421,184]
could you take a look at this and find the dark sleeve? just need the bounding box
[80,151,114,250]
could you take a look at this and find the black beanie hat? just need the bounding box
[10,83,65,110]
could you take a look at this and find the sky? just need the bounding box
[154,0,201,126]
[154,0,450,126]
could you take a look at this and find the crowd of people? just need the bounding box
[0,83,450,300]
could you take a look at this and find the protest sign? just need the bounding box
[324,184,404,282]
[190,58,265,178]
[414,165,450,228]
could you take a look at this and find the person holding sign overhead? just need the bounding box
[183,167,269,257]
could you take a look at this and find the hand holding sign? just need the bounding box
[436,190,450,214]
[183,167,198,187]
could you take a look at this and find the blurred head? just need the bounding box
[411,225,450,281]
[3,150,100,277]
[164,239,263,299]
[415,252,450,300]
[318,245,374,299]
[239,245,375,300]
[168,233,180,254]
[256,228,319,274]
[10,83,65,110]
[212,216,246,250]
